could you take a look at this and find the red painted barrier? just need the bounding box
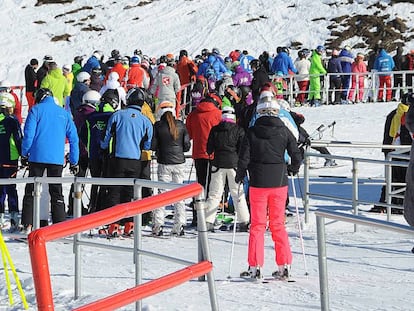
[28,183,204,311]
[73,261,212,311]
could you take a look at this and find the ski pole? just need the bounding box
[290,175,309,276]
[187,160,194,184]
[227,182,241,279]
[0,231,29,309]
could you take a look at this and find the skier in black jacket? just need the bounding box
[151,101,191,236]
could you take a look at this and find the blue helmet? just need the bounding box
[316,45,325,53]
[130,55,141,64]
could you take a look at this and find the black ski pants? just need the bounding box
[21,162,65,226]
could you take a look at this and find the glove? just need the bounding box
[21,156,29,167]
[70,164,79,175]
[287,165,299,176]
[235,173,245,184]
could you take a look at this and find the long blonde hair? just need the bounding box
[164,111,179,140]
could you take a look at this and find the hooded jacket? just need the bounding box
[185,99,222,159]
[152,114,191,164]
[0,113,22,164]
[100,105,153,160]
[22,96,79,165]
[232,65,252,87]
[374,49,395,76]
[237,116,301,188]
[150,65,181,104]
[40,68,71,107]
[207,121,245,168]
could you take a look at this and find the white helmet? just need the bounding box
[62,64,71,73]
[157,101,175,119]
[108,71,120,81]
[92,50,103,60]
[259,90,274,102]
[256,98,280,116]
[77,71,91,83]
[0,92,15,108]
[0,80,12,92]
[222,106,236,122]
[82,90,101,107]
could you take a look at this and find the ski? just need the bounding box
[309,164,346,170]
[229,276,296,284]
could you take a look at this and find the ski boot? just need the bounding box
[123,222,134,236]
[171,223,184,236]
[272,264,291,280]
[152,224,163,236]
[240,266,263,281]
[107,223,121,237]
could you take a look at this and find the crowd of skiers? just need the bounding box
[1,44,414,280]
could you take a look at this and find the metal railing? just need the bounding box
[303,142,410,229]
[277,69,414,105]
[315,209,414,311]
[2,176,218,311]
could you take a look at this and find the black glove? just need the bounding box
[287,165,299,176]
[21,156,29,167]
[235,173,245,184]
[70,164,79,175]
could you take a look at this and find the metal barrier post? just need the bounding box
[316,215,329,311]
[33,178,42,230]
[351,158,359,232]
[324,73,330,104]
[73,179,82,299]
[133,183,143,311]
[385,153,392,222]
[303,151,310,224]
[195,192,219,311]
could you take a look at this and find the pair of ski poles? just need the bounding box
[0,230,28,309]
[226,175,309,279]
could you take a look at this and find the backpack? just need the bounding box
[101,88,120,110]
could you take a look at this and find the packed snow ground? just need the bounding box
[1,0,414,310]
[2,102,414,311]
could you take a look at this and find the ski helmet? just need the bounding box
[101,89,120,110]
[250,59,261,70]
[0,92,15,108]
[282,47,290,55]
[221,106,236,122]
[74,55,84,65]
[316,45,326,53]
[256,98,280,116]
[43,55,54,62]
[201,48,210,57]
[92,50,103,60]
[179,50,188,58]
[402,92,414,105]
[62,64,71,74]
[82,90,101,107]
[34,88,53,104]
[111,49,120,58]
[0,80,12,92]
[126,87,146,106]
[92,66,102,75]
[205,92,222,108]
[77,71,91,83]
[157,101,175,119]
[130,55,141,64]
